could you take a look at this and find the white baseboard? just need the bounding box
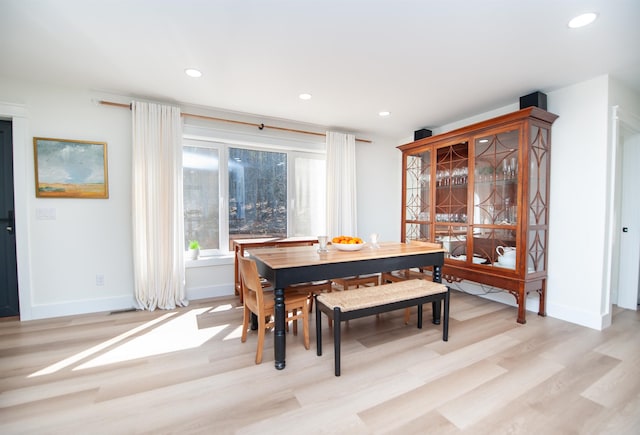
[449,282,605,330]
[186,283,235,301]
[546,302,607,330]
[27,295,137,321]
[22,285,235,321]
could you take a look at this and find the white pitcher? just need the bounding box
[496,246,516,260]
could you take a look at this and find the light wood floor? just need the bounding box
[1,291,639,434]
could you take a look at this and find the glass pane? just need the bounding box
[435,143,468,225]
[529,125,550,225]
[405,223,430,241]
[228,148,287,238]
[292,155,325,236]
[436,224,467,259]
[473,228,516,269]
[406,151,430,224]
[183,145,220,250]
[527,229,546,273]
[474,130,518,226]
[432,142,468,259]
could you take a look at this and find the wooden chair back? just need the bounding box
[237,253,266,315]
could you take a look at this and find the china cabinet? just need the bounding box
[398,107,558,323]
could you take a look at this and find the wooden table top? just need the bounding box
[232,236,318,248]
[249,241,444,269]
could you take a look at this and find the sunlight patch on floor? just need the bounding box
[74,308,227,370]
[211,304,233,312]
[224,325,244,340]
[29,312,177,377]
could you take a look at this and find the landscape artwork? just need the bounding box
[33,137,109,198]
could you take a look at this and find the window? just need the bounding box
[229,147,287,239]
[183,143,220,250]
[183,140,325,255]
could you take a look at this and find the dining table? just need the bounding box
[249,241,445,370]
[231,236,318,300]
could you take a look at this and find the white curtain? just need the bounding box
[326,131,357,237]
[132,101,187,310]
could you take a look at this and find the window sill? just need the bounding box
[185,254,234,268]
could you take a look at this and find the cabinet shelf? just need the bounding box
[399,107,558,324]
[435,184,468,190]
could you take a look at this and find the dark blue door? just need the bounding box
[0,120,19,317]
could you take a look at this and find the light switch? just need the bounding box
[36,208,56,220]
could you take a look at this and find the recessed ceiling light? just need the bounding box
[479,139,489,143]
[299,93,312,100]
[568,12,598,28]
[185,68,202,78]
[379,111,391,117]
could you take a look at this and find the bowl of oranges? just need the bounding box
[331,235,365,251]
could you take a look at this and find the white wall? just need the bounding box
[355,133,402,242]
[1,80,135,319]
[546,76,610,329]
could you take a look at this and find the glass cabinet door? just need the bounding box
[404,150,431,241]
[527,123,551,274]
[471,129,519,269]
[434,142,468,259]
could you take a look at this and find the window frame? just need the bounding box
[183,138,326,258]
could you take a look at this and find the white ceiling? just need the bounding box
[1,0,639,140]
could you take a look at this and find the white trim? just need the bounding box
[0,101,28,118]
[547,300,608,331]
[183,124,326,154]
[185,254,234,268]
[29,295,137,320]
[602,105,620,327]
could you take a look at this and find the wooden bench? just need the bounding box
[315,279,450,376]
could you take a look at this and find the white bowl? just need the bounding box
[333,242,365,251]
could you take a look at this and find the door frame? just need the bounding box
[605,105,640,323]
[617,129,640,308]
[0,102,33,320]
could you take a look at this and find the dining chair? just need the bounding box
[331,274,380,290]
[237,253,310,364]
[287,280,333,312]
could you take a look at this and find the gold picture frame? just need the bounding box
[33,137,109,199]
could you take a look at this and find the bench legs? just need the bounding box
[316,291,449,377]
[315,298,322,357]
[443,289,449,341]
[314,298,343,376]
[333,307,342,376]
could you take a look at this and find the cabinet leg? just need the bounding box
[517,288,527,324]
[537,280,547,317]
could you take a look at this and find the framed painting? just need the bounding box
[33,137,109,198]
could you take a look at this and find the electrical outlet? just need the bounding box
[96,274,105,286]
